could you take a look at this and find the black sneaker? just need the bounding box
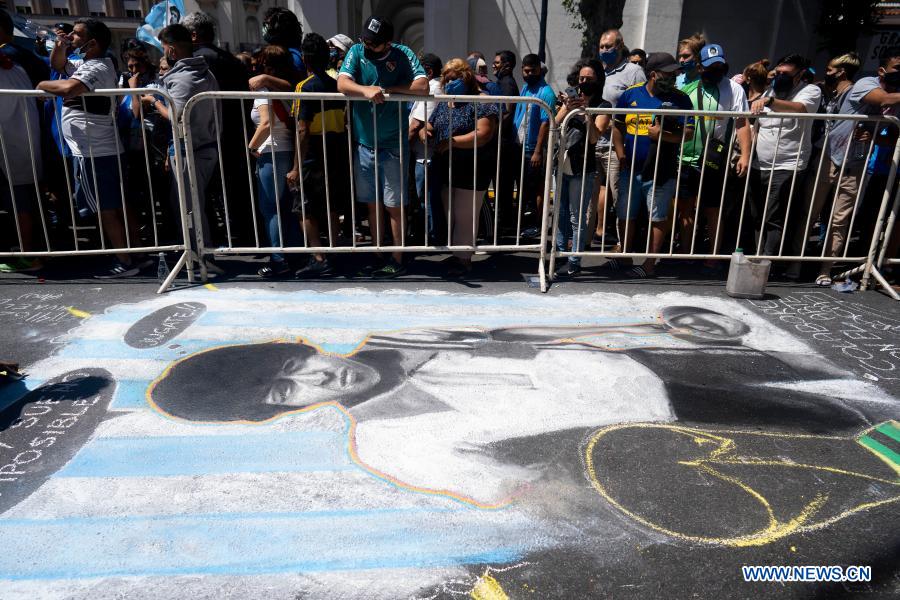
[372,259,406,279]
[95,261,139,279]
[295,257,334,279]
[258,260,292,279]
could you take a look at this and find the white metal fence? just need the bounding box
[0,88,193,293]
[179,91,557,289]
[550,106,900,297]
[4,88,900,298]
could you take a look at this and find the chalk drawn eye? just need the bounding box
[280,357,306,376]
[269,379,294,404]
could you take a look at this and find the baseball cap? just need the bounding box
[646,52,681,73]
[361,16,393,45]
[700,44,727,68]
[327,33,353,53]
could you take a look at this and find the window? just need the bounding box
[88,0,105,17]
[125,9,142,18]
[51,0,69,17]
[15,6,33,15]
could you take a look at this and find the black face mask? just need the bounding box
[772,72,795,97]
[523,73,541,86]
[700,69,725,86]
[883,70,900,90]
[824,73,839,87]
[363,45,389,61]
[578,80,600,98]
[654,76,676,95]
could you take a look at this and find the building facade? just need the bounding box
[5,0,149,53]
[3,1,896,90]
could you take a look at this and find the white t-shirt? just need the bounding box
[409,77,442,161]
[0,64,42,185]
[251,89,295,153]
[60,58,120,158]
[753,83,823,171]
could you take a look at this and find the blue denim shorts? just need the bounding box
[617,171,676,223]
[354,144,409,208]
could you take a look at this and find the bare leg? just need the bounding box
[367,203,382,246]
[302,216,325,262]
[644,220,669,275]
[385,205,404,263]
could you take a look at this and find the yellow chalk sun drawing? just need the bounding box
[585,422,900,547]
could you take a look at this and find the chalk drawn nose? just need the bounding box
[123,302,206,349]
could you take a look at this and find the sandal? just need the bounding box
[815,275,832,287]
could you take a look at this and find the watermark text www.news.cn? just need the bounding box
[742,565,872,583]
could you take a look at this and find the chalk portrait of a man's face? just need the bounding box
[149,342,398,422]
[147,307,752,424]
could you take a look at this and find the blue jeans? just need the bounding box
[617,171,676,223]
[555,173,596,266]
[354,144,409,207]
[256,151,300,262]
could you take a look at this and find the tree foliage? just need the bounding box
[817,0,882,56]
[561,0,628,58]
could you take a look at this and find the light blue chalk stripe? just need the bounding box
[110,379,152,409]
[55,431,352,478]
[109,290,554,310]
[56,338,252,361]
[0,509,525,579]
[99,310,615,332]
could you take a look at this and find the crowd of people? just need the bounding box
[0,7,898,284]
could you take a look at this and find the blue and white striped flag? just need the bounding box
[136,0,185,52]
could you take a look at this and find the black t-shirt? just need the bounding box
[296,73,347,164]
[496,73,518,97]
[194,45,249,92]
[565,99,611,175]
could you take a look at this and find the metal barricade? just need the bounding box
[0,88,193,293]
[550,106,900,294]
[868,181,900,300]
[178,91,558,291]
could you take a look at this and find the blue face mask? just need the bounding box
[598,48,618,65]
[71,40,91,59]
[444,78,467,95]
[680,59,696,72]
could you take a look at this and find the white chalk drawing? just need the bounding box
[0,288,895,598]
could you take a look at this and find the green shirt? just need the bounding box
[339,43,426,149]
[679,78,749,167]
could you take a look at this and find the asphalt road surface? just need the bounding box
[1,257,898,599]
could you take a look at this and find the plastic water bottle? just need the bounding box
[157,252,170,283]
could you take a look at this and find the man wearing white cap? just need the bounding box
[326,33,352,77]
